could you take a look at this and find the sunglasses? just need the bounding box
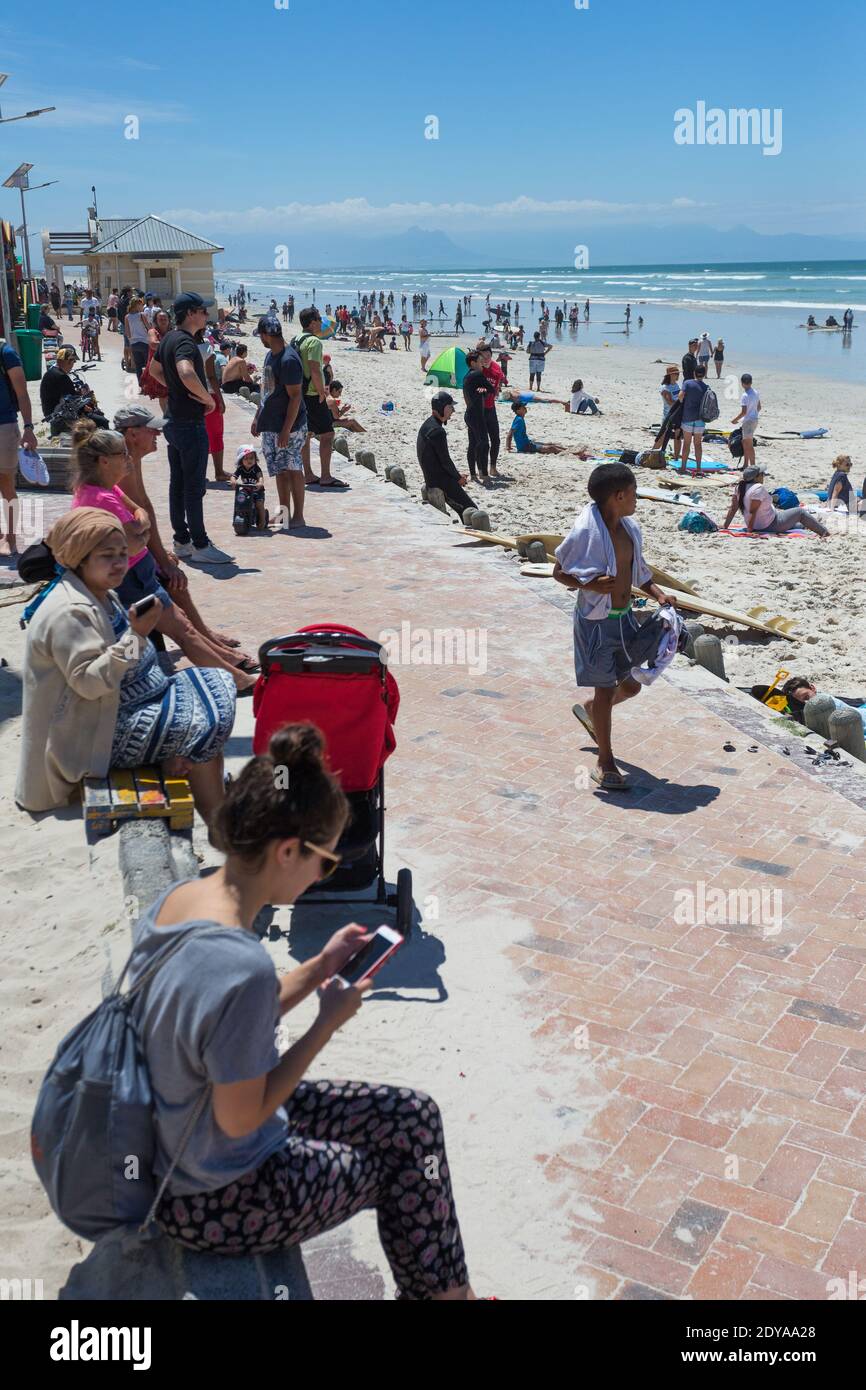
[304,840,342,881]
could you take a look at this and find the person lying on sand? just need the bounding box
[722,465,830,539]
[553,462,678,791]
[781,677,866,732]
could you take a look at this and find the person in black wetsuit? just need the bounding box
[416,393,478,519]
[462,350,490,483]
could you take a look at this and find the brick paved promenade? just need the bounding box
[6,343,866,1299]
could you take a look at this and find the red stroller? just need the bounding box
[253,624,411,925]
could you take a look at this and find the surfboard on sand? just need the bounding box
[461,527,700,596]
[520,562,555,577]
[637,487,696,507]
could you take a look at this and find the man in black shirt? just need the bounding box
[682,338,698,381]
[416,393,478,519]
[252,316,307,529]
[462,350,490,482]
[149,291,232,564]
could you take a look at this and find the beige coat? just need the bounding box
[15,573,146,812]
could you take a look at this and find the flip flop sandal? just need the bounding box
[318,478,350,488]
[572,703,597,741]
[236,658,260,674]
[590,768,631,791]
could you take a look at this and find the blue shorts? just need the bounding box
[682,419,705,434]
[573,607,666,690]
[116,550,171,611]
[517,441,539,454]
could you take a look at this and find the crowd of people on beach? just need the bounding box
[6,267,864,1302]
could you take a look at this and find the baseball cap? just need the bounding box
[431,391,456,411]
[173,291,214,317]
[256,314,283,336]
[113,403,163,431]
[741,465,770,481]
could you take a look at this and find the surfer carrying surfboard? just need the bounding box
[552,463,678,792]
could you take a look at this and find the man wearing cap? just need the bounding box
[416,393,478,520]
[252,316,307,530]
[147,291,233,565]
[0,334,38,555]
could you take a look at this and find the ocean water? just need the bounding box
[218,259,865,383]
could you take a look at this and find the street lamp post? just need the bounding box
[0,74,55,125]
[3,164,58,282]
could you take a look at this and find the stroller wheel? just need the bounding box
[395,868,413,936]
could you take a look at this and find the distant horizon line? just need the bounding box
[218,255,866,274]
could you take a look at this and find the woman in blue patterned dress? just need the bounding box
[16,508,235,823]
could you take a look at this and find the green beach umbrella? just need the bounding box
[425,344,469,388]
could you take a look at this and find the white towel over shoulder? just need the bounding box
[554,502,652,619]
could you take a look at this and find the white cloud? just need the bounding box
[157,194,716,233]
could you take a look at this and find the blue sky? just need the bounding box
[1,0,864,264]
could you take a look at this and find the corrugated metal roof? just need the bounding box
[88,215,223,255]
[97,217,139,238]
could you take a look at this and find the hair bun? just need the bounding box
[71,417,98,445]
[269,722,325,774]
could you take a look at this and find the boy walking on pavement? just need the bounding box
[553,464,678,790]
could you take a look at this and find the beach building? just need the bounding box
[40,206,222,299]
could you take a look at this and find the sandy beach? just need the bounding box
[237,313,865,697]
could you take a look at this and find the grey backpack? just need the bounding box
[31,926,216,1240]
[700,385,720,422]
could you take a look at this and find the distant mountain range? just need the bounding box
[217,222,866,270]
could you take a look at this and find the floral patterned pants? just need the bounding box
[157,1079,469,1300]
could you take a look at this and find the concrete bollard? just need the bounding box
[426,487,448,514]
[389,466,407,490]
[804,693,836,739]
[355,450,377,473]
[693,634,727,681]
[471,510,491,531]
[383,464,394,480]
[828,706,866,762]
[333,435,350,459]
[462,506,478,526]
[682,620,705,660]
[421,485,429,503]
[249,391,261,406]
[239,386,251,400]
[526,540,548,564]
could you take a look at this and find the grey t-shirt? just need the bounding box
[127,885,288,1196]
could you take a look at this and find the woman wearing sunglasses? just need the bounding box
[126,722,476,1301]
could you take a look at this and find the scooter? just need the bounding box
[232,481,269,536]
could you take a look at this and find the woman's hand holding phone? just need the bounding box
[127,596,162,638]
[318,923,370,983]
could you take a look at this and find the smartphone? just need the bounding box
[334,926,404,989]
[130,594,158,618]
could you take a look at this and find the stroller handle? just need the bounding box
[257,631,387,677]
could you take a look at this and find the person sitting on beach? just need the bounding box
[15,508,236,822]
[123,723,477,1299]
[722,464,830,539]
[69,421,258,690]
[113,404,253,672]
[552,463,679,791]
[232,445,268,530]
[327,381,366,433]
[825,316,840,327]
[806,315,817,328]
[827,454,854,511]
[780,677,866,732]
[569,380,602,415]
[506,402,567,455]
[220,344,258,394]
[416,391,478,520]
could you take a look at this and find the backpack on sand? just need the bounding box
[728,428,744,459]
[700,386,720,422]
[31,926,217,1240]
